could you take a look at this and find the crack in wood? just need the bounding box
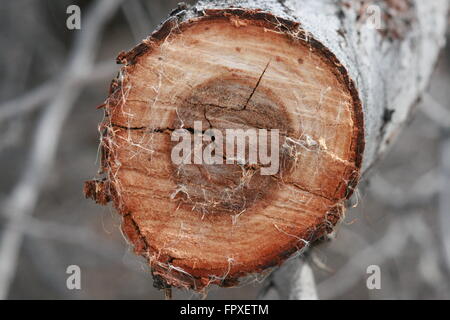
[241,59,271,110]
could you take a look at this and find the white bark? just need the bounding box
[260,258,318,300]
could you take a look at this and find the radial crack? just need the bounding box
[241,59,271,110]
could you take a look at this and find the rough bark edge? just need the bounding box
[85,8,365,291]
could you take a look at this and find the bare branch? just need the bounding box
[369,170,438,208]
[0,61,116,124]
[420,93,450,128]
[317,214,446,299]
[0,0,124,300]
[121,0,153,42]
[438,134,450,272]
[259,257,318,300]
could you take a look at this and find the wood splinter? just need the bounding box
[84,0,448,292]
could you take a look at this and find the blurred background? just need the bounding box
[0,0,449,299]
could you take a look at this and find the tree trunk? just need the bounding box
[84,0,448,292]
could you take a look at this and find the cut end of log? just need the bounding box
[85,9,364,291]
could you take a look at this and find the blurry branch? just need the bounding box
[369,170,439,209]
[0,121,24,153]
[121,0,153,42]
[293,262,318,300]
[0,0,124,300]
[438,133,450,273]
[259,257,318,300]
[9,215,134,267]
[0,42,33,100]
[0,61,116,124]
[419,93,450,128]
[317,214,446,299]
[0,82,55,122]
[142,0,164,27]
[420,92,450,274]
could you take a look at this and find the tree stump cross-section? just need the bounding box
[84,0,448,292]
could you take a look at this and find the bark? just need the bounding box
[84,0,448,293]
[260,257,318,300]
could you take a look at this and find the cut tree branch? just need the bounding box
[84,0,448,294]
